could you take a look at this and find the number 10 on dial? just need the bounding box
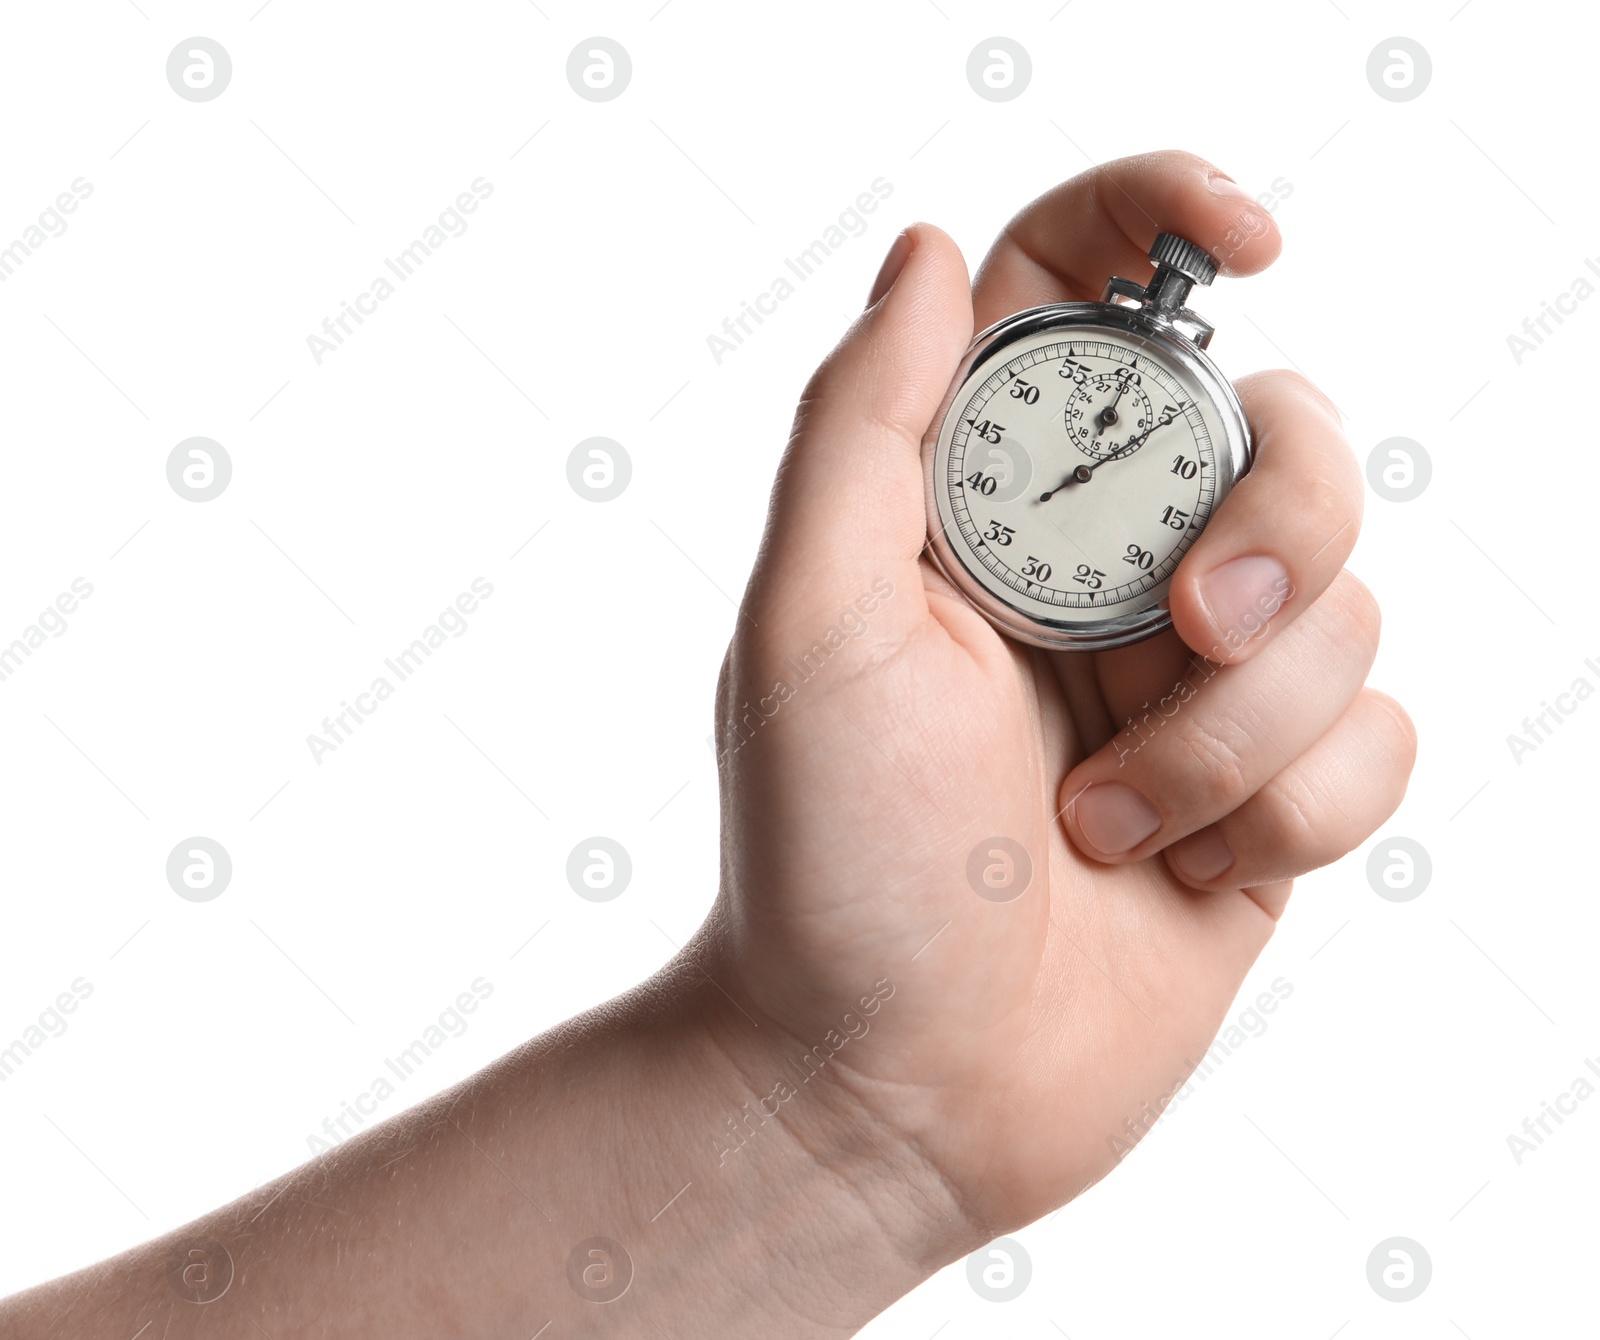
[922,233,1253,651]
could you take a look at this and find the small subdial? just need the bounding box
[1064,370,1154,462]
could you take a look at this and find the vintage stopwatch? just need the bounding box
[922,233,1251,651]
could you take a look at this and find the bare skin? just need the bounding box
[0,150,1415,1338]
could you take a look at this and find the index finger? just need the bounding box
[969,149,1281,331]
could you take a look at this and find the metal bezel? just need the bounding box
[921,300,1253,652]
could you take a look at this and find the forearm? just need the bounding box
[1,950,963,1339]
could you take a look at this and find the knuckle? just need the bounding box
[1296,470,1360,559]
[1171,711,1255,809]
[1365,688,1419,773]
[1255,766,1328,858]
[1344,573,1383,650]
[855,353,930,445]
[1138,148,1218,183]
[1277,367,1344,427]
[793,353,844,432]
[1317,570,1382,660]
[1305,460,1356,527]
[794,332,929,449]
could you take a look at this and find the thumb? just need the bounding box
[744,223,974,641]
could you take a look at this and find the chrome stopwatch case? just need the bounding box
[922,233,1252,651]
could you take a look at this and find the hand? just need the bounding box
[697,150,1416,1286]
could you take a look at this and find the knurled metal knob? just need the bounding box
[1149,233,1217,288]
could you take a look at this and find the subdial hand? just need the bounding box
[1094,379,1131,438]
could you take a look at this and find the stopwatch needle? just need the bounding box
[1037,412,1176,502]
[1037,464,1095,502]
[1093,380,1129,439]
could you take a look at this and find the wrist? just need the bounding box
[662,934,975,1331]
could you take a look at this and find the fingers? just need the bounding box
[1165,689,1418,912]
[1166,370,1362,666]
[1058,571,1381,864]
[969,150,1282,331]
[743,223,974,643]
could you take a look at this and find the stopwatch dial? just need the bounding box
[935,334,1227,627]
[1064,365,1155,462]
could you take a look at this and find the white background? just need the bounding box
[0,1,1592,1335]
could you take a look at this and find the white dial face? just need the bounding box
[931,326,1232,631]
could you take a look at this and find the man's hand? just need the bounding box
[701,148,1415,1275]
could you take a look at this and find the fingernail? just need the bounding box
[1172,828,1235,884]
[1208,173,1256,201]
[866,229,913,308]
[1199,555,1291,644]
[1071,783,1161,856]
